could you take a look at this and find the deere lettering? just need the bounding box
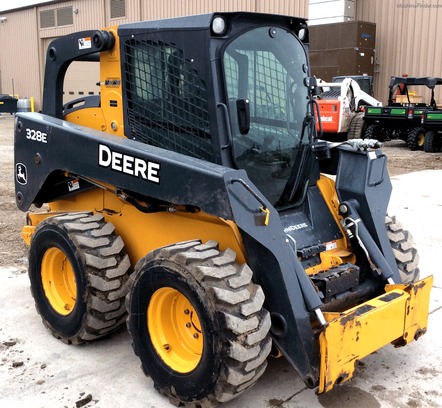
[98,144,160,183]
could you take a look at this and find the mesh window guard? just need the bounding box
[224,50,296,130]
[224,48,306,142]
[124,39,214,162]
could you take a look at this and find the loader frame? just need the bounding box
[14,12,433,403]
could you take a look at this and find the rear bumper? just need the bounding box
[318,275,433,393]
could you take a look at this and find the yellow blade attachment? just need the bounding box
[319,275,433,393]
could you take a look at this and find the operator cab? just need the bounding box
[118,13,313,210]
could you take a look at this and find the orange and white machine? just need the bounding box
[316,77,382,137]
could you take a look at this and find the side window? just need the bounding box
[222,27,309,206]
[124,39,214,162]
[224,49,305,140]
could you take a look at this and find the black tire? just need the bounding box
[364,123,378,139]
[363,123,388,141]
[347,112,365,140]
[29,212,131,344]
[424,130,442,153]
[407,126,426,151]
[386,215,420,284]
[126,240,271,407]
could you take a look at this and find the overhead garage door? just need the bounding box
[63,60,100,105]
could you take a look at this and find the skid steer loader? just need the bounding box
[14,12,432,407]
[315,77,382,141]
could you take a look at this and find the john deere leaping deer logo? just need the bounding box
[16,163,27,185]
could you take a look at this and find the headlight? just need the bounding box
[212,16,226,35]
[298,28,306,41]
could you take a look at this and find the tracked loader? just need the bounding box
[14,12,432,407]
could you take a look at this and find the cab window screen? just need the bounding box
[124,39,214,162]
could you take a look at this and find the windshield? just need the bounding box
[223,26,310,208]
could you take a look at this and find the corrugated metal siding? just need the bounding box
[38,1,106,110]
[70,1,105,31]
[4,1,441,112]
[107,0,141,26]
[0,0,309,110]
[141,0,307,21]
[356,0,442,104]
[38,2,76,38]
[142,0,254,20]
[256,0,308,17]
[0,8,41,102]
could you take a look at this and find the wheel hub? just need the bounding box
[148,287,203,373]
[41,247,76,315]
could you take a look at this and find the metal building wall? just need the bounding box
[0,8,41,103]
[142,0,254,19]
[0,0,308,110]
[356,0,442,104]
[256,0,308,16]
[38,1,106,106]
[141,0,307,21]
[107,0,141,26]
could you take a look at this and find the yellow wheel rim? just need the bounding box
[41,247,77,316]
[148,287,203,373]
[418,132,425,147]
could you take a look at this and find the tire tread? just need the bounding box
[30,212,130,344]
[126,240,271,407]
[386,215,420,283]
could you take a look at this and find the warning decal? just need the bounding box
[78,37,92,50]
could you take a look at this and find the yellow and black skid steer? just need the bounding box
[14,12,432,406]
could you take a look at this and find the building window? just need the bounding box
[111,0,126,19]
[39,7,73,29]
[57,7,74,26]
[40,10,55,28]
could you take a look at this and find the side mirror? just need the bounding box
[304,76,320,97]
[236,98,250,135]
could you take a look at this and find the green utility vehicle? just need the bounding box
[422,110,442,152]
[363,76,442,150]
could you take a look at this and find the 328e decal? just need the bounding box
[26,128,48,143]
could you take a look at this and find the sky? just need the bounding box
[0,1,54,12]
